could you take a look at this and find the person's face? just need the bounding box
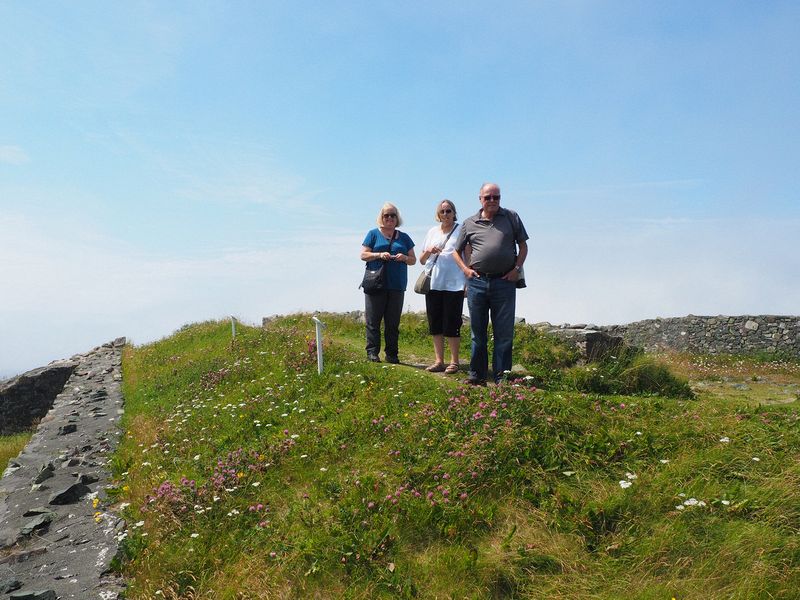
[479,185,501,215]
[381,209,398,226]
[438,202,454,222]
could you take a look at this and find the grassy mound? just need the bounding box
[110,314,800,599]
[0,431,32,474]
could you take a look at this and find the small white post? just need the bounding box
[311,316,326,374]
[231,316,236,339]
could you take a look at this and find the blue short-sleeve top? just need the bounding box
[362,228,415,291]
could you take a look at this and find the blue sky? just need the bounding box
[2,1,799,377]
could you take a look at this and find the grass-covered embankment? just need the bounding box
[0,432,32,474]
[111,314,800,598]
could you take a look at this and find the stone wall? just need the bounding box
[0,361,77,435]
[600,315,800,356]
[0,339,126,598]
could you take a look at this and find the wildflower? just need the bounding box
[190,533,199,538]
[721,500,731,506]
[619,480,632,489]
[719,436,730,443]
[752,457,760,462]
[625,472,637,480]
[659,459,670,464]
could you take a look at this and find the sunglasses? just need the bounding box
[439,208,453,215]
[480,195,500,201]
[383,213,397,218]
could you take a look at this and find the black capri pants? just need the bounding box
[425,289,464,337]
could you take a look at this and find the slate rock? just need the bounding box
[32,462,55,484]
[58,423,78,435]
[20,512,55,536]
[0,578,22,593]
[22,506,52,517]
[9,591,58,600]
[48,482,91,505]
[77,472,99,484]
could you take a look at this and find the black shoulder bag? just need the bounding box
[359,230,397,294]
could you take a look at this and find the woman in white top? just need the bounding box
[418,199,467,373]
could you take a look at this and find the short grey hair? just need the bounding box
[479,182,501,196]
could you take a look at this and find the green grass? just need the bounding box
[0,432,33,474]
[110,313,800,599]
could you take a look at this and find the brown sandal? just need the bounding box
[444,363,459,374]
[426,363,445,372]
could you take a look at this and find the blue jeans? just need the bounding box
[466,276,516,382]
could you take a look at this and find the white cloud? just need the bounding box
[0,145,30,165]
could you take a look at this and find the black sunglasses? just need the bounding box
[439,208,453,214]
[383,213,397,218]
[480,195,500,201]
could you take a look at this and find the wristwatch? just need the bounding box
[514,265,522,273]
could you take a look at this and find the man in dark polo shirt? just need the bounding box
[453,182,528,385]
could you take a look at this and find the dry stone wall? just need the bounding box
[1,363,77,435]
[600,315,800,356]
[0,339,127,599]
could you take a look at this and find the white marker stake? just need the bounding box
[311,316,326,374]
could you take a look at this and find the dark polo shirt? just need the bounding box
[455,207,528,275]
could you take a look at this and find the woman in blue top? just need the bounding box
[360,202,416,363]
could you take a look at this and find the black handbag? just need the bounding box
[360,231,396,294]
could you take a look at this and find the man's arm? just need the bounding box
[502,240,527,282]
[452,244,477,279]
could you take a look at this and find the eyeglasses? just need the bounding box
[383,213,397,219]
[439,209,453,215]
[480,195,500,201]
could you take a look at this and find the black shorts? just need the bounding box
[425,289,464,337]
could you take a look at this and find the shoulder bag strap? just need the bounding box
[431,223,457,266]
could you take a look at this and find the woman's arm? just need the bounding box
[361,245,390,262]
[405,247,417,266]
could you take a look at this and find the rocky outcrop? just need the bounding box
[528,323,624,361]
[0,362,77,435]
[601,315,800,356]
[0,338,127,599]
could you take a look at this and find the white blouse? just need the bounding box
[422,223,467,292]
